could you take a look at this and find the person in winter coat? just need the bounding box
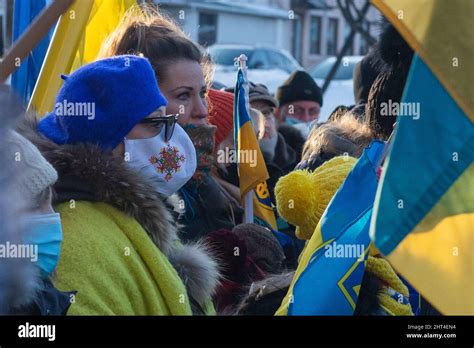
[17,55,219,315]
[246,83,300,204]
[203,229,266,314]
[99,7,239,242]
[274,156,414,316]
[204,223,286,314]
[275,70,323,126]
[225,81,300,178]
[178,123,242,242]
[274,70,322,150]
[2,121,75,315]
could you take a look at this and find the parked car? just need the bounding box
[310,56,363,122]
[208,44,302,94]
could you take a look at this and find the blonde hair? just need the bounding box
[301,113,374,164]
[98,4,213,85]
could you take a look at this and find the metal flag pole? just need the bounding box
[237,54,254,224]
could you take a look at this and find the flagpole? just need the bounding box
[237,54,254,224]
[0,0,75,82]
[28,0,94,115]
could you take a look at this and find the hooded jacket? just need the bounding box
[17,114,220,315]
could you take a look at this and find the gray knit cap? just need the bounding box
[6,130,58,204]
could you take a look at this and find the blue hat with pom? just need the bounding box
[37,55,167,150]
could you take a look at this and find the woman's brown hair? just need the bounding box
[98,5,213,85]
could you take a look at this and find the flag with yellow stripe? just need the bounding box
[234,67,277,228]
[29,0,136,115]
[370,0,474,315]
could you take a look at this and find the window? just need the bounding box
[326,18,338,55]
[359,22,371,55]
[310,58,359,80]
[266,50,298,73]
[309,16,322,55]
[209,47,254,66]
[249,50,268,69]
[198,12,217,47]
[266,49,284,68]
[278,52,298,72]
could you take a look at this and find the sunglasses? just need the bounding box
[139,114,180,142]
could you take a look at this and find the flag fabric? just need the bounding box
[29,0,135,115]
[276,141,385,315]
[233,68,269,197]
[253,181,277,229]
[70,0,136,72]
[370,0,474,315]
[11,0,51,103]
[234,68,276,228]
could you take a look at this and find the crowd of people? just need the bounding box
[0,6,440,316]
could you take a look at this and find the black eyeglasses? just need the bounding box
[139,114,179,142]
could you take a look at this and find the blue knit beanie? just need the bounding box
[37,55,167,150]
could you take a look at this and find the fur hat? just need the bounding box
[353,53,381,105]
[364,23,414,139]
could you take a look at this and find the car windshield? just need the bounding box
[311,59,356,80]
[209,47,254,66]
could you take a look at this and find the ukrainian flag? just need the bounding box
[234,68,276,228]
[276,141,385,315]
[29,0,136,115]
[11,0,51,103]
[370,0,474,315]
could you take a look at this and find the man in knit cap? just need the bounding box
[275,70,323,127]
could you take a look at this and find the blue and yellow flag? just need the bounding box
[234,68,276,228]
[29,0,136,115]
[11,0,51,104]
[370,0,474,315]
[277,141,385,315]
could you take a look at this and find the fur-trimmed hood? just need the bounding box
[16,114,220,310]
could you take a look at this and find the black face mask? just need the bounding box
[217,162,240,187]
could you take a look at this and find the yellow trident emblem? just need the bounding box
[256,181,270,200]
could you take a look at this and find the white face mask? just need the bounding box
[124,124,197,197]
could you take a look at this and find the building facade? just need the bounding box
[290,0,381,69]
[156,0,293,52]
[156,0,381,70]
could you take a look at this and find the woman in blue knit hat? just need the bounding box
[99,7,243,243]
[17,55,220,315]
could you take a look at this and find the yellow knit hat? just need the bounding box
[275,156,356,240]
